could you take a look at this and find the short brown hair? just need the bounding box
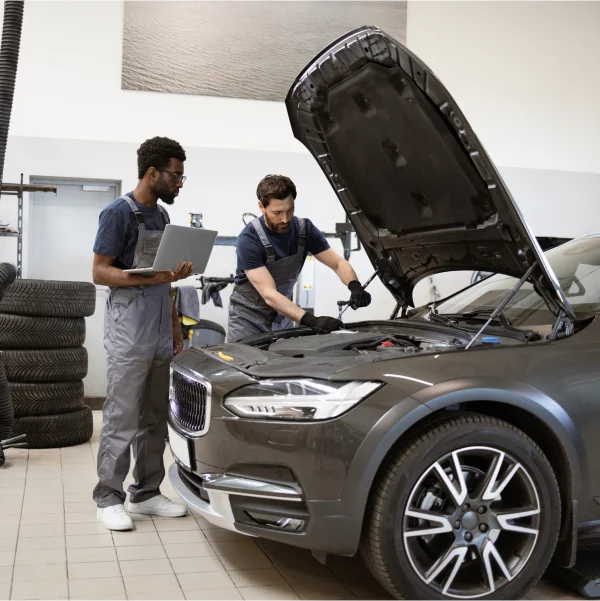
[256,175,297,207]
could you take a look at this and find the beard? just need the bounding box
[264,213,290,232]
[153,183,177,205]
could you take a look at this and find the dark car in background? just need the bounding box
[166,27,600,600]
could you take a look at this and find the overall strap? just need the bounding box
[251,219,276,264]
[123,196,146,231]
[158,204,170,225]
[296,218,307,254]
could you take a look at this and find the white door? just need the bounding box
[28,180,120,398]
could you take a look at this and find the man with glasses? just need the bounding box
[92,136,193,531]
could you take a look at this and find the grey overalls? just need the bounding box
[93,197,174,508]
[227,217,306,342]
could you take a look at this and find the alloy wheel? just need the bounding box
[402,446,541,599]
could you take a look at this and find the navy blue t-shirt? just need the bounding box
[93,193,169,270]
[235,216,330,284]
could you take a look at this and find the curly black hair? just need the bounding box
[137,136,187,179]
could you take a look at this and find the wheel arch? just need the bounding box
[343,381,584,564]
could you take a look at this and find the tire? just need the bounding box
[12,406,93,449]
[0,353,14,441]
[361,414,561,600]
[0,314,86,349]
[0,279,96,318]
[9,381,84,416]
[3,348,88,382]
[0,263,17,302]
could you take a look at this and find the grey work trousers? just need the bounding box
[93,285,173,508]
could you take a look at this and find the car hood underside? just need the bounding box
[285,26,574,320]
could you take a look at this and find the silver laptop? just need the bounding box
[124,224,218,276]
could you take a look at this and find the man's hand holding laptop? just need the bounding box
[153,261,194,284]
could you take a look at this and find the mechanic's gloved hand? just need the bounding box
[300,313,345,334]
[348,280,372,309]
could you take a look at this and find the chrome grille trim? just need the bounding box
[169,366,211,436]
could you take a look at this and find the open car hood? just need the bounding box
[285,26,575,320]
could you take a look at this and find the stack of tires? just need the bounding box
[0,271,96,448]
[0,264,17,444]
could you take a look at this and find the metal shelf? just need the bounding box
[0,175,57,277]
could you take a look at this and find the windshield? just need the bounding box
[435,235,600,326]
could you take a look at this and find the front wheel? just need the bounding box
[361,414,561,600]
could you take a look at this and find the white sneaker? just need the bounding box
[97,504,134,531]
[126,494,188,518]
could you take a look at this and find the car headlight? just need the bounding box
[223,379,381,421]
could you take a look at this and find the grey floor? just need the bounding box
[0,411,585,600]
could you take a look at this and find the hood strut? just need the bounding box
[465,262,574,349]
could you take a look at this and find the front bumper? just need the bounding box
[167,346,428,555]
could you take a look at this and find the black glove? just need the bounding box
[300,313,344,334]
[348,280,371,309]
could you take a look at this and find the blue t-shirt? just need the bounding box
[235,216,330,284]
[93,193,170,270]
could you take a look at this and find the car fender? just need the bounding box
[338,378,584,554]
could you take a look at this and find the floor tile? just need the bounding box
[178,571,235,592]
[10,579,68,600]
[116,545,167,562]
[63,493,94,504]
[15,548,65,566]
[291,581,354,600]
[129,592,185,601]
[343,578,393,600]
[272,554,337,584]
[238,584,300,600]
[210,541,263,557]
[0,567,11,583]
[67,547,117,564]
[124,574,181,595]
[2,507,22,516]
[69,577,125,598]
[170,556,225,575]
[64,513,96,524]
[229,569,286,588]
[17,536,65,551]
[66,534,113,549]
[219,554,273,572]
[0,516,20,528]
[163,543,216,559]
[204,530,249,543]
[71,593,126,601]
[129,519,157,532]
[13,565,67,583]
[18,524,64,538]
[159,530,207,545]
[118,558,174,577]
[184,589,242,600]
[19,514,64,527]
[65,522,109,536]
[0,528,18,541]
[64,502,97,514]
[67,561,121,580]
[20,504,63,515]
[153,518,200,532]
[0,582,9,600]
[112,531,161,547]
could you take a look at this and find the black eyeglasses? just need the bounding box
[158,169,186,184]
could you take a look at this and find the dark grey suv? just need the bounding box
[166,27,600,600]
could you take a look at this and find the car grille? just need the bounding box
[169,370,208,434]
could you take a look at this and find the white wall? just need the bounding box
[7,1,298,154]
[406,1,600,175]
[5,1,600,170]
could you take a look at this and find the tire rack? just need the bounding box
[0,175,57,278]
